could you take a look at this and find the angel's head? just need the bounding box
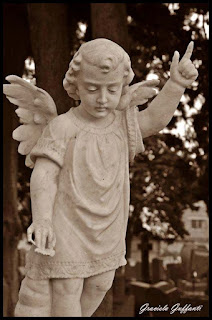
[63,38,134,103]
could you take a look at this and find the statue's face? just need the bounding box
[76,60,125,119]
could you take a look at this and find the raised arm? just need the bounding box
[138,41,198,138]
[27,157,60,254]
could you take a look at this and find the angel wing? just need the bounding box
[116,79,160,164]
[116,79,160,111]
[3,75,58,168]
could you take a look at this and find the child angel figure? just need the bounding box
[3,38,198,317]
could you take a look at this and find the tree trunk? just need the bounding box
[90,3,129,316]
[3,4,31,316]
[91,3,129,52]
[27,3,74,114]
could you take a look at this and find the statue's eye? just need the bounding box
[108,86,118,93]
[87,86,98,92]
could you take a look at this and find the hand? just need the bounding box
[117,79,160,110]
[27,219,56,252]
[170,41,198,88]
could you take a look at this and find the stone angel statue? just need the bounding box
[3,38,198,317]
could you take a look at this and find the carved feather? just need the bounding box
[3,75,58,168]
[116,79,160,110]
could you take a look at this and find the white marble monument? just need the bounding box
[3,38,198,317]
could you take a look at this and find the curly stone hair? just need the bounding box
[63,38,135,101]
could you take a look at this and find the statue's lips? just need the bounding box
[95,107,107,111]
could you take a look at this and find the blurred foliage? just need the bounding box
[125,3,208,240]
[17,3,208,242]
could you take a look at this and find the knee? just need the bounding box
[22,277,50,294]
[52,278,83,296]
[18,277,51,307]
[94,278,114,293]
[86,272,115,293]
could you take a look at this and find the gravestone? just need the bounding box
[130,281,151,317]
[152,257,167,283]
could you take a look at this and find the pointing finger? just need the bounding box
[181,41,194,60]
[170,51,180,71]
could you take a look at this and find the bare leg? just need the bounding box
[80,269,116,317]
[14,276,51,317]
[51,278,84,317]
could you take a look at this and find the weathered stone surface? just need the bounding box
[3,38,198,317]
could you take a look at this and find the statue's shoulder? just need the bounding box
[47,109,78,141]
[48,110,72,130]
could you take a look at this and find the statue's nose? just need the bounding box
[97,88,108,104]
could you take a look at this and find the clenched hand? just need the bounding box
[170,41,198,88]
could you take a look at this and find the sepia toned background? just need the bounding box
[3,3,209,317]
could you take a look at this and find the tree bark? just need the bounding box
[90,3,129,316]
[3,4,31,316]
[27,3,75,114]
[91,3,129,52]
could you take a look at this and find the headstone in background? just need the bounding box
[177,278,207,295]
[180,242,208,280]
[152,258,167,283]
[130,281,151,317]
[180,242,196,280]
[166,263,186,285]
[146,280,180,317]
[191,249,209,278]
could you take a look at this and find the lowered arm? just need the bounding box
[30,157,60,222]
[27,157,60,253]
